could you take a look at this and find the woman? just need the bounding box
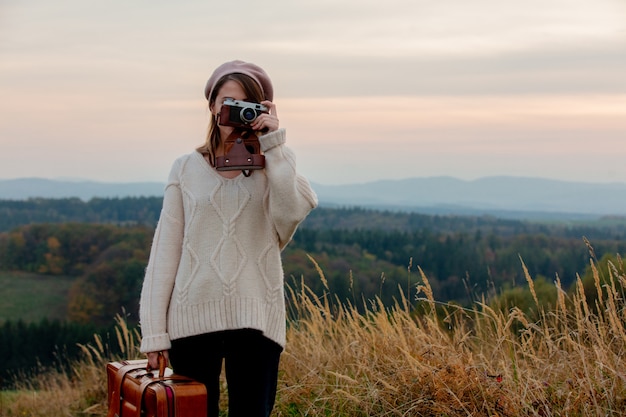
[139,60,318,417]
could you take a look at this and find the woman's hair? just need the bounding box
[197,73,265,166]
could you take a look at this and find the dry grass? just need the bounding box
[0,315,140,416]
[277,257,626,416]
[1,255,626,416]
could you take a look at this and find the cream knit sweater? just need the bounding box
[139,129,318,353]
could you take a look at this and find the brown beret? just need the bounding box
[204,60,274,102]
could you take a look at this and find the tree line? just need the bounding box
[2,197,626,239]
[0,318,100,387]
[0,223,152,326]
[286,228,625,304]
[1,205,624,315]
[0,198,624,387]
[0,197,162,232]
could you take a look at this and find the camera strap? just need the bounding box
[215,130,266,176]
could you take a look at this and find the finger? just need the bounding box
[256,113,272,123]
[254,118,278,133]
[146,352,161,370]
[252,114,269,130]
[261,100,277,116]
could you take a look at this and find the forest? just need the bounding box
[0,197,625,387]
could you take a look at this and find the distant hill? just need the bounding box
[1,176,625,218]
[0,178,165,200]
[313,176,626,218]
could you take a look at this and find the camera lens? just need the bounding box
[240,107,257,123]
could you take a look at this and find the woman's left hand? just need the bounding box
[251,100,279,133]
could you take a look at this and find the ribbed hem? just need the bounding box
[259,128,286,152]
[140,332,172,353]
[168,297,286,348]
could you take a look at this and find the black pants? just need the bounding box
[169,329,283,417]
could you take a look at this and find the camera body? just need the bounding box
[219,98,268,129]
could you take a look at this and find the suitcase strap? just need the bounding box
[136,377,196,417]
[150,382,176,417]
[108,363,146,417]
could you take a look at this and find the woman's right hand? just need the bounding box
[146,350,169,371]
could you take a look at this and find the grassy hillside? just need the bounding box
[0,271,75,323]
[1,255,626,416]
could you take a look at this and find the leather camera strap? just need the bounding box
[215,130,265,175]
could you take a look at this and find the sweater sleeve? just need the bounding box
[139,157,185,353]
[260,128,318,249]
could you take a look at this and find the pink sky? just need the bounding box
[1,0,625,185]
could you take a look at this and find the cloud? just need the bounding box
[1,0,625,184]
[268,40,626,98]
[3,0,625,99]
[254,0,626,55]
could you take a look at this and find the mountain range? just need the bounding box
[1,176,625,219]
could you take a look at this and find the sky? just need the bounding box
[1,0,625,186]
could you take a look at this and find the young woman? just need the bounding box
[139,60,318,417]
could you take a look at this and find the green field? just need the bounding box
[0,271,76,323]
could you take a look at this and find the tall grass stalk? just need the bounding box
[0,314,140,416]
[1,255,625,416]
[276,256,626,416]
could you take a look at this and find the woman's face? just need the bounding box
[211,80,247,137]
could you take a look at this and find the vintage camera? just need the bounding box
[215,98,268,174]
[219,98,268,129]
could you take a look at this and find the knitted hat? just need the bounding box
[204,60,274,102]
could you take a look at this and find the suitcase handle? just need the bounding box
[158,353,167,378]
[143,353,167,378]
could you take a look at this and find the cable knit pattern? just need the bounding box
[139,128,318,353]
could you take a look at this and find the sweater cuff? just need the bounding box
[139,333,172,353]
[259,128,286,152]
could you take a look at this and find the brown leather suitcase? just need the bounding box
[107,358,207,417]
